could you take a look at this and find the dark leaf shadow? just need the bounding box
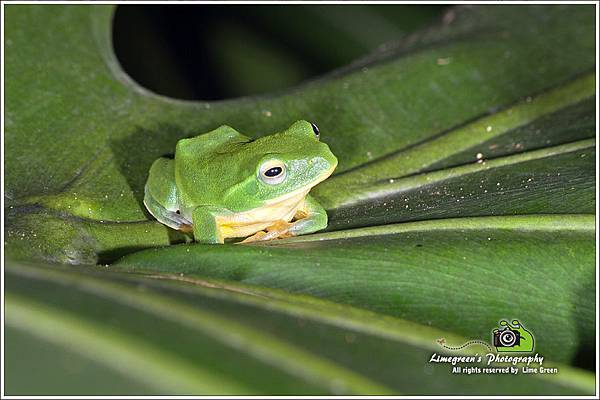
[109,122,196,213]
[97,229,192,265]
[572,274,596,371]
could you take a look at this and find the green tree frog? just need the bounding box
[144,120,338,244]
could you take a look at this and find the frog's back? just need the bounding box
[175,125,252,206]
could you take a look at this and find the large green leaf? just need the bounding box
[3,4,596,395]
[5,262,594,395]
[116,214,595,366]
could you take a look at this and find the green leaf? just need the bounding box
[316,73,595,211]
[5,262,594,395]
[114,214,595,366]
[4,4,596,395]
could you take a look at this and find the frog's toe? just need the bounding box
[266,220,293,235]
[179,224,193,233]
[239,230,269,243]
[239,221,296,244]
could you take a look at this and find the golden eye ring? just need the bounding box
[259,160,286,185]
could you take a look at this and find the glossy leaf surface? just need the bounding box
[3,4,596,395]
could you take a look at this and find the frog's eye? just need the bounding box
[310,122,320,139]
[259,160,287,185]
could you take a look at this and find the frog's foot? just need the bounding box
[179,224,193,233]
[239,231,269,243]
[239,220,294,243]
[266,220,294,239]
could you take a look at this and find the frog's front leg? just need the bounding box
[144,158,192,232]
[241,195,327,243]
[288,194,328,236]
[191,205,231,244]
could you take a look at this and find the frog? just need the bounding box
[143,120,338,244]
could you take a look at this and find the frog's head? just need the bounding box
[231,120,338,205]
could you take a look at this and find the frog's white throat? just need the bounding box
[214,166,335,240]
[263,186,311,206]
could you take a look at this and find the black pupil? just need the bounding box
[265,167,282,177]
[311,123,319,136]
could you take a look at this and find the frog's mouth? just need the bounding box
[313,162,338,186]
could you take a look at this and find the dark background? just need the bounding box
[112,5,447,101]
